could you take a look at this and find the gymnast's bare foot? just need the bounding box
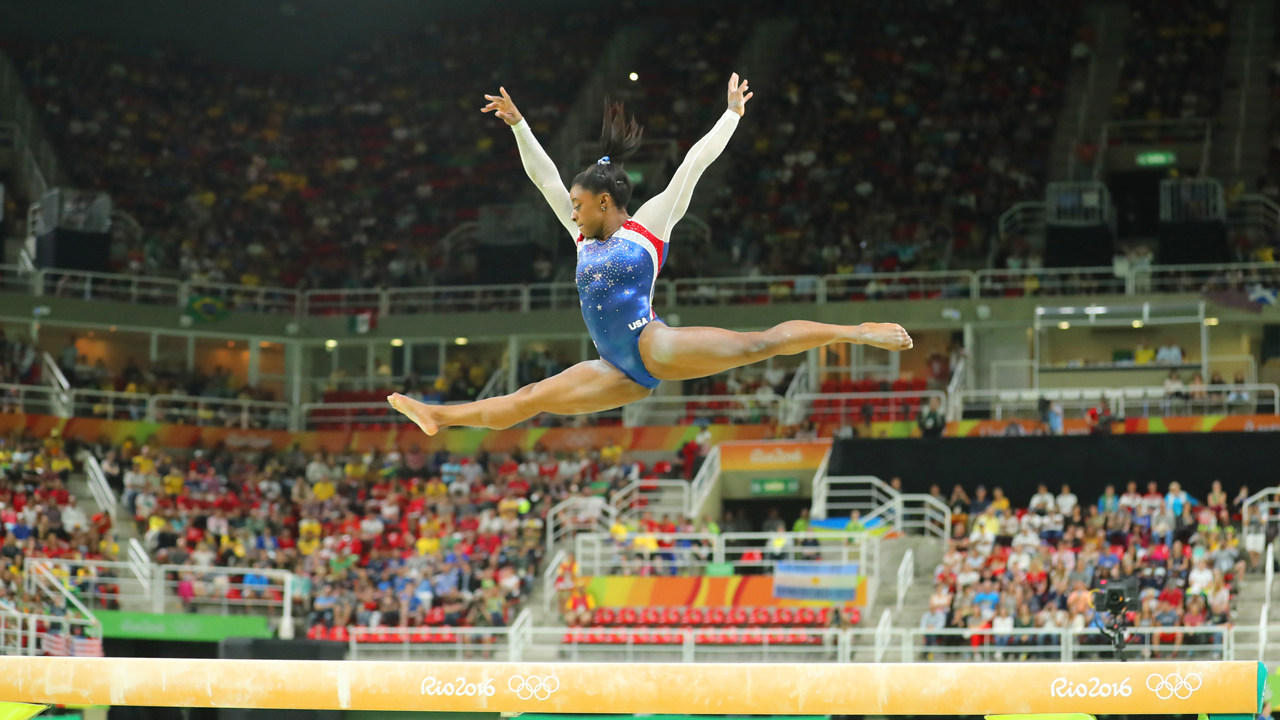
[388,393,442,436]
[855,323,914,352]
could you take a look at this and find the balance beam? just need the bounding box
[0,657,1262,715]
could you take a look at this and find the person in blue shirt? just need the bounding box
[1164,481,1195,516]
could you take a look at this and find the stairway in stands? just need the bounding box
[1048,0,1132,182]
[1210,0,1275,186]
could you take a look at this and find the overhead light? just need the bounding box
[455,337,469,346]
[1058,322,1070,330]
[390,338,404,347]
[227,341,235,348]
[109,326,117,332]
[325,339,337,349]
[1132,320,1144,329]
[260,341,271,348]
[1204,317,1219,326]
[629,72,639,81]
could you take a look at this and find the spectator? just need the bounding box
[918,396,946,438]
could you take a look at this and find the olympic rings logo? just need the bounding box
[508,675,560,700]
[1146,673,1202,700]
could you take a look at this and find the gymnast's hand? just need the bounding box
[482,87,524,126]
[726,72,753,117]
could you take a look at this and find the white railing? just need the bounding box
[69,388,150,421]
[546,496,618,554]
[572,531,878,580]
[788,391,946,424]
[812,475,951,543]
[82,454,117,522]
[622,394,784,427]
[26,553,297,635]
[0,606,100,657]
[953,384,1280,421]
[25,556,146,610]
[974,266,1126,298]
[127,539,152,594]
[540,626,843,664]
[147,394,293,430]
[348,623,518,661]
[611,479,689,522]
[8,260,1280,317]
[896,549,914,614]
[873,609,894,662]
[687,444,721,521]
[542,548,569,613]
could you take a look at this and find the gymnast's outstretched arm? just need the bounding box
[484,87,579,240]
[632,73,752,239]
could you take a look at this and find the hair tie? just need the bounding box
[597,156,611,165]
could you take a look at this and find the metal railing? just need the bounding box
[622,393,784,427]
[83,454,117,522]
[348,608,531,661]
[148,394,293,429]
[546,496,618,554]
[572,531,878,587]
[788,390,946,424]
[896,549,913,614]
[611,479,689,523]
[542,548,569,613]
[688,444,721,521]
[812,475,951,543]
[25,554,298,637]
[5,259,1280,314]
[1161,178,1225,222]
[953,384,1280,421]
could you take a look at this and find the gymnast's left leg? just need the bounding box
[637,320,912,382]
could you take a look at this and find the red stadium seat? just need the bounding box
[684,608,705,626]
[774,607,796,626]
[640,607,662,626]
[729,608,749,625]
[797,608,818,626]
[619,608,639,626]
[663,607,686,626]
[594,608,617,626]
[707,608,728,626]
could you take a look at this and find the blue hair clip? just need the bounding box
[597,156,611,165]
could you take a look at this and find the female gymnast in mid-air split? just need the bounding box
[389,73,913,435]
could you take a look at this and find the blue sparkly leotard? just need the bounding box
[510,108,740,388]
[573,220,667,388]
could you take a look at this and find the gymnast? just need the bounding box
[389,73,913,435]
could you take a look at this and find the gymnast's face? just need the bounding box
[570,185,614,239]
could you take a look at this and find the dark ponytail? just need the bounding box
[571,99,644,209]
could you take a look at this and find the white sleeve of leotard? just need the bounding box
[633,109,740,240]
[511,119,579,240]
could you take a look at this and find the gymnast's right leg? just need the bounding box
[388,359,652,435]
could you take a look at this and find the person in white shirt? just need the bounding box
[1187,559,1214,595]
[1013,526,1041,552]
[1119,481,1143,515]
[992,605,1015,659]
[1056,484,1078,516]
[1029,484,1055,515]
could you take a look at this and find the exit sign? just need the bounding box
[750,478,799,496]
[1135,150,1177,167]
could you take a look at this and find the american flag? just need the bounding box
[42,634,103,657]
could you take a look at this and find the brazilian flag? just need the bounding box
[187,295,229,323]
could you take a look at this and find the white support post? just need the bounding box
[248,338,261,389]
[279,574,294,640]
[507,335,520,395]
[682,629,695,663]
